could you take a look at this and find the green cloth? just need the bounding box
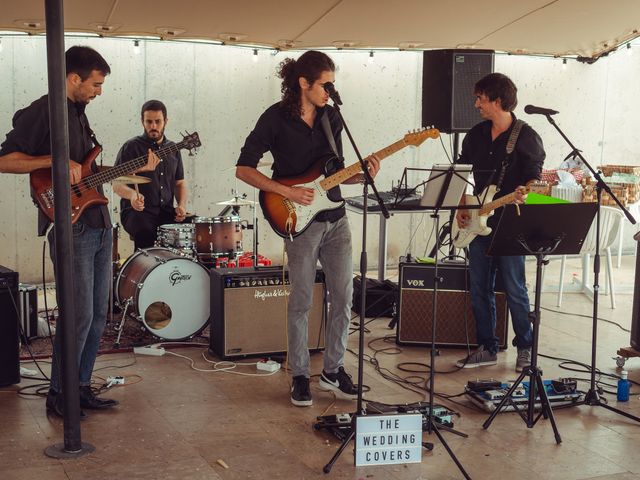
[525,192,570,204]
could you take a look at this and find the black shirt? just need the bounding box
[237,102,345,222]
[458,114,545,228]
[458,114,545,197]
[0,95,111,235]
[114,134,184,218]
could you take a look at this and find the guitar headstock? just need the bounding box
[403,127,440,147]
[182,131,202,153]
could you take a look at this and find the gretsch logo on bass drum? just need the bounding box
[169,268,192,286]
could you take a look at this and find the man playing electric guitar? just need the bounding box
[0,46,159,418]
[236,50,380,407]
[454,73,545,372]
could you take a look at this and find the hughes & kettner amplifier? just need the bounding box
[396,261,508,348]
[209,267,326,359]
[0,265,20,386]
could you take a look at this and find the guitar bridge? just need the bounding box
[40,189,54,209]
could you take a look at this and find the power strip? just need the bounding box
[133,346,166,356]
[256,360,281,373]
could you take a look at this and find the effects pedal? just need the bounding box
[467,379,502,392]
[551,378,577,394]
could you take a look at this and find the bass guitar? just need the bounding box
[30,132,201,224]
[451,183,546,248]
[260,128,440,239]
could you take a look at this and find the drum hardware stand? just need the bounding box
[113,298,132,349]
[537,110,640,425]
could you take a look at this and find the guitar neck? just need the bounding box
[318,137,408,191]
[479,191,520,216]
[82,141,187,189]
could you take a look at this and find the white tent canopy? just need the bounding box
[1,0,639,59]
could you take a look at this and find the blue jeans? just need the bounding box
[285,216,353,378]
[48,224,112,392]
[468,235,532,355]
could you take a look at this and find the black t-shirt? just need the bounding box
[237,102,346,222]
[458,114,545,196]
[0,95,111,235]
[114,134,184,219]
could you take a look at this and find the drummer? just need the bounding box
[113,100,189,250]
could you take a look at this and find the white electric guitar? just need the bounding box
[451,184,546,248]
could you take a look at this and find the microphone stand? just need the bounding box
[540,112,640,423]
[321,87,390,473]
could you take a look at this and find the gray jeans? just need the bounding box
[285,216,353,378]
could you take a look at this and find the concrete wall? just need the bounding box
[1,36,638,282]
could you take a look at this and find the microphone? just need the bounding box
[524,104,559,116]
[323,82,343,105]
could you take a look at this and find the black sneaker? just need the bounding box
[318,367,358,400]
[291,375,313,407]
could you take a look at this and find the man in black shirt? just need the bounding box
[0,46,158,417]
[236,50,380,407]
[113,100,188,250]
[455,73,545,372]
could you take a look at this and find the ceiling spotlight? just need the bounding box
[627,43,633,55]
[0,39,3,54]
[252,49,258,63]
[368,51,374,64]
[133,40,141,55]
[562,58,567,70]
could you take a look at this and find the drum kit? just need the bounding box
[111,191,262,344]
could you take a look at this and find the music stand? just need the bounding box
[482,202,597,444]
[418,165,475,479]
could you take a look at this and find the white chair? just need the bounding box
[557,206,624,309]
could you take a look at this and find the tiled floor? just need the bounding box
[2,254,640,479]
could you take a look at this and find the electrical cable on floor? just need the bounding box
[538,304,630,332]
[196,350,281,376]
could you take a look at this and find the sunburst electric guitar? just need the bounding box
[30,132,201,223]
[451,184,547,248]
[260,128,440,239]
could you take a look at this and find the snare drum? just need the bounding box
[193,216,243,260]
[115,247,210,340]
[157,223,195,255]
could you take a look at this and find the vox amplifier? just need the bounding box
[396,262,508,348]
[209,267,326,359]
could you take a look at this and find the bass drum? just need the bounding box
[116,247,210,340]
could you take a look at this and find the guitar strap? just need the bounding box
[320,111,341,165]
[495,119,525,191]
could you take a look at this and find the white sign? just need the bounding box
[355,414,422,466]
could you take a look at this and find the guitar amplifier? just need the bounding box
[396,262,509,348]
[209,267,326,359]
[0,265,20,386]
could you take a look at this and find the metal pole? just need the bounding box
[43,0,93,458]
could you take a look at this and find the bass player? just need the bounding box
[236,50,380,407]
[0,46,158,417]
[454,73,545,372]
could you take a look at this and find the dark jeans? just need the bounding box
[48,224,112,392]
[468,234,533,355]
[121,209,175,250]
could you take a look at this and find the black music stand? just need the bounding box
[416,165,475,479]
[482,202,597,444]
